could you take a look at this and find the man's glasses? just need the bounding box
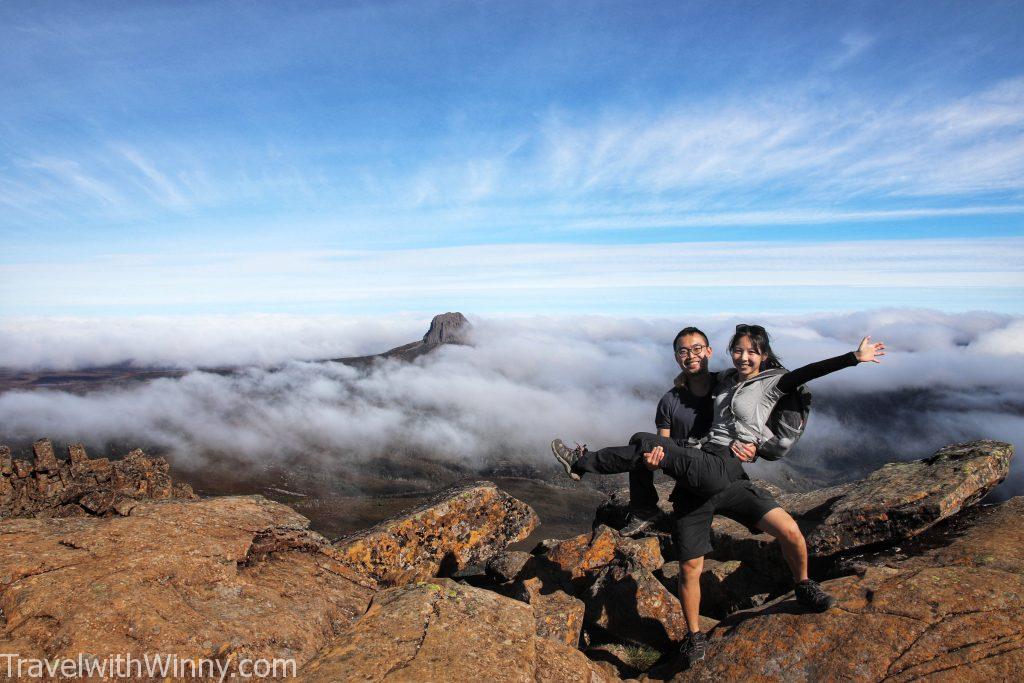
[675,344,707,358]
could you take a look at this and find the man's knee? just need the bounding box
[680,556,704,579]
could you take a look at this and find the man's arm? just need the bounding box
[658,428,671,438]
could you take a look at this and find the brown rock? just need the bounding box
[545,525,618,578]
[534,638,620,682]
[804,440,1013,555]
[74,456,112,478]
[334,482,538,586]
[67,443,89,464]
[32,438,59,472]
[906,497,1024,575]
[487,549,536,583]
[516,577,586,647]
[615,534,664,572]
[2,441,196,520]
[0,445,11,475]
[299,579,537,682]
[12,459,32,479]
[710,440,1013,573]
[0,495,374,673]
[676,496,1024,681]
[586,563,688,649]
[699,559,776,618]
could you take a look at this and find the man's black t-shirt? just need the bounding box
[654,371,718,442]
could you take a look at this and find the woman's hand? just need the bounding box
[731,440,757,462]
[854,336,886,363]
[643,446,665,470]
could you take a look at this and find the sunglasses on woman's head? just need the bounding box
[735,324,765,333]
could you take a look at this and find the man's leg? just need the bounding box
[620,467,661,535]
[670,498,716,667]
[678,555,704,633]
[628,467,659,510]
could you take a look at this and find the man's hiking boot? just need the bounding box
[620,507,662,536]
[795,579,838,612]
[678,631,707,668]
[551,439,586,480]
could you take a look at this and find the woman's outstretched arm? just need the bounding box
[776,336,885,393]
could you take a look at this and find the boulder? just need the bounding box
[676,496,1024,681]
[709,440,1012,572]
[535,637,620,682]
[545,525,619,578]
[542,525,662,580]
[585,563,689,650]
[334,482,539,586]
[515,577,586,647]
[0,495,375,675]
[298,579,615,682]
[487,550,536,584]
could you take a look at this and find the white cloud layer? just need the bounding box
[1,310,1021,496]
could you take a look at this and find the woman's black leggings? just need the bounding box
[570,432,747,498]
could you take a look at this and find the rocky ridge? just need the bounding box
[1,439,196,519]
[0,438,1016,681]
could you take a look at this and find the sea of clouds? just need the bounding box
[1,310,1021,497]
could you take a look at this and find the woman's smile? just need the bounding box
[731,335,763,380]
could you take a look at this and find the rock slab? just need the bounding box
[298,579,616,682]
[0,495,375,674]
[334,481,539,585]
[678,496,1024,681]
[708,440,1013,572]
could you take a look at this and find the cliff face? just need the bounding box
[0,438,1017,681]
[332,311,471,366]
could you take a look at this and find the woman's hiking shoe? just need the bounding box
[620,507,662,536]
[550,439,586,480]
[678,631,707,668]
[795,579,838,611]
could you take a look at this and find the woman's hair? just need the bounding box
[729,324,783,371]
[672,326,709,350]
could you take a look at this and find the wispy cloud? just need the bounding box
[1,238,1021,316]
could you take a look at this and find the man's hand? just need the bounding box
[731,440,757,462]
[643,445,665,470]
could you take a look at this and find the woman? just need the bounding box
[552,324,885,498]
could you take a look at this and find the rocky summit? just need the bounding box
[0,438,1017,681]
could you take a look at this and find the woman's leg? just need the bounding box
[569,432,678,475]
[754,507,808,582]
[645,437,737,497]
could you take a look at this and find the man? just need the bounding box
[552,326,836,668]
[618,326,725,535]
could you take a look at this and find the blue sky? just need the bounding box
[1,0,1023,316]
